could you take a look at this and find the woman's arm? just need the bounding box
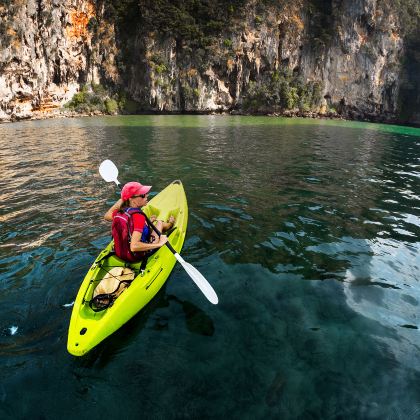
[130,231,168,252]
[104,198,124,221]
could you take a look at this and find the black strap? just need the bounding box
[123,208,154,259]
[94,251,115,266]
[89,279,133,312]
[138,210,161,238]
[140,257,148,273]
[138,210,177,255]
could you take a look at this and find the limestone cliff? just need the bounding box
[0,0,419,125]
[0,0,118,121]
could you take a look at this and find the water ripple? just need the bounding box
[0,116,420,418]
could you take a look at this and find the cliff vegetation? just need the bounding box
[0,0,419,125]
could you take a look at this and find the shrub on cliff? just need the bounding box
[243,70,322,113]
[105,99,118,114]
[65,86,90,111]
[64,84,120,115]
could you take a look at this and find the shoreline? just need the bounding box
[1,108,418,129]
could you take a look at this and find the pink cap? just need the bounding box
[121,181,152,201]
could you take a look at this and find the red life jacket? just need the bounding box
[111,208,150,262]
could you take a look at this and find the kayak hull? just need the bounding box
[67,180,188,356]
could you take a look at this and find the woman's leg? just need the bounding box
[160,215,175,232]
[150,216,175,238]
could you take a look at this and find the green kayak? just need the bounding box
[67,180,188,356]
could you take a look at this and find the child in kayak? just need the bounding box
[104,181,175,261]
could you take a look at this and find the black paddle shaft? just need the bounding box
[140,210,177,255]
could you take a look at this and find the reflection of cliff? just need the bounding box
[187,122,394,276]
[0,1,419,124]
[0,119,118,249]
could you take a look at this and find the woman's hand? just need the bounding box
[158,235,168,246]
[130,233,168,253]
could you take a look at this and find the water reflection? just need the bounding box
[0,116,419,418]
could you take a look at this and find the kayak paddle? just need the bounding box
[99,159,219,305]
[99,159,121,187]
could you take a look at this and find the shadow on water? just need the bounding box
[72,287,215,370]
[167,295,215,337]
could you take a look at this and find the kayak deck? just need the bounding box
[67,180,188,356]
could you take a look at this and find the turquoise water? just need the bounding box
[0,116,419,419]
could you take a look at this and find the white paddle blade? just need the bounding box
[99,160,120,185]
[175,254,218,304]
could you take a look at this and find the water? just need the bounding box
[0,115,419,419]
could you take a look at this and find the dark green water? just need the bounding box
[0,115,419,419]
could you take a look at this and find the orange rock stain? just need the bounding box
[390,30,400,42]
[226,58,235,71]
[291,14,304,31]
[186,68,198,77]
[66,2,95,40]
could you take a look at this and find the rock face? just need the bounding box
[302,0,404,121]
[0,0,419,125]
[0,0,117,121]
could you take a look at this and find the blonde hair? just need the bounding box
[118,200,131,212]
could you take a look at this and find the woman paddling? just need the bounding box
[104,181,174,262]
